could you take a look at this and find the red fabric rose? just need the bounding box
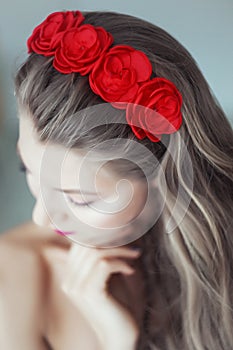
[126,77,183,142]
[53,25,113,75]
[89,45,152,108]
[27,11,84,56]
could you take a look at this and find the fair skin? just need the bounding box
[0,111,156,349]
[17,112,153,248]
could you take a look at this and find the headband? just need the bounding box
[27,11,183,143]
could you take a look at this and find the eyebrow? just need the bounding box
[16,144,99,195]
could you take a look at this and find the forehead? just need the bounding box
[17,113,117,191]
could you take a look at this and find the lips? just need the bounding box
[54,229,74,236]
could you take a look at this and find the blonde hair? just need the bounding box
[14,11,233,349]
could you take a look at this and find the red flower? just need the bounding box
[126,78,183,142]
[89,45,152,108]
[27,11,84,56]
[53,25,113,75]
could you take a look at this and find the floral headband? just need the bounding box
[27,10,183,142]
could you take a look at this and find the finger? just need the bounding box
[62,247,89,290]
[64,246,141,290]
[64,243,91,274]
[62,251,93,292]
[82,258,136,296]
[62,243,103,291]
[67,243,87,265]
[62,244,141,291]
[68,245,142,263]
[43,246,69,263]
[92,246,142,257]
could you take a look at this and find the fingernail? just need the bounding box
[131,246,141,251]
[131,249,142,256]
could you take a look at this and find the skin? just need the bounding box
[0,110,157,349]
[17,112,153,248]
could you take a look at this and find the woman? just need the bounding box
[1,9,233,350]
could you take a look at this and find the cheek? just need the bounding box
[102,188,147,229]
[79,191,147,229]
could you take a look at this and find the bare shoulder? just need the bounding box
[0,221,46,282]
[0,221,48,337]
[0,220,42,266]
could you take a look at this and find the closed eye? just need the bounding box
[67,196,95,207]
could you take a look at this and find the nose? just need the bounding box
[32,195,51,228]
[32,193,69,230]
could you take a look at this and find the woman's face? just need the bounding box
[17,112,157,247]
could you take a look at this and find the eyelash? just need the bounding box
[19,161,27,173]
[67,196,94,207]
[19,161,93,208]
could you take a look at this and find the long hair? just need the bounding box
[14,11,233,350]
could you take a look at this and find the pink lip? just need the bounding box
[54,229,74,236]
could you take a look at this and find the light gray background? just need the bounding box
[0,0,232,232]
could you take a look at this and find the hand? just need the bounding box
[46,243,142,349]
